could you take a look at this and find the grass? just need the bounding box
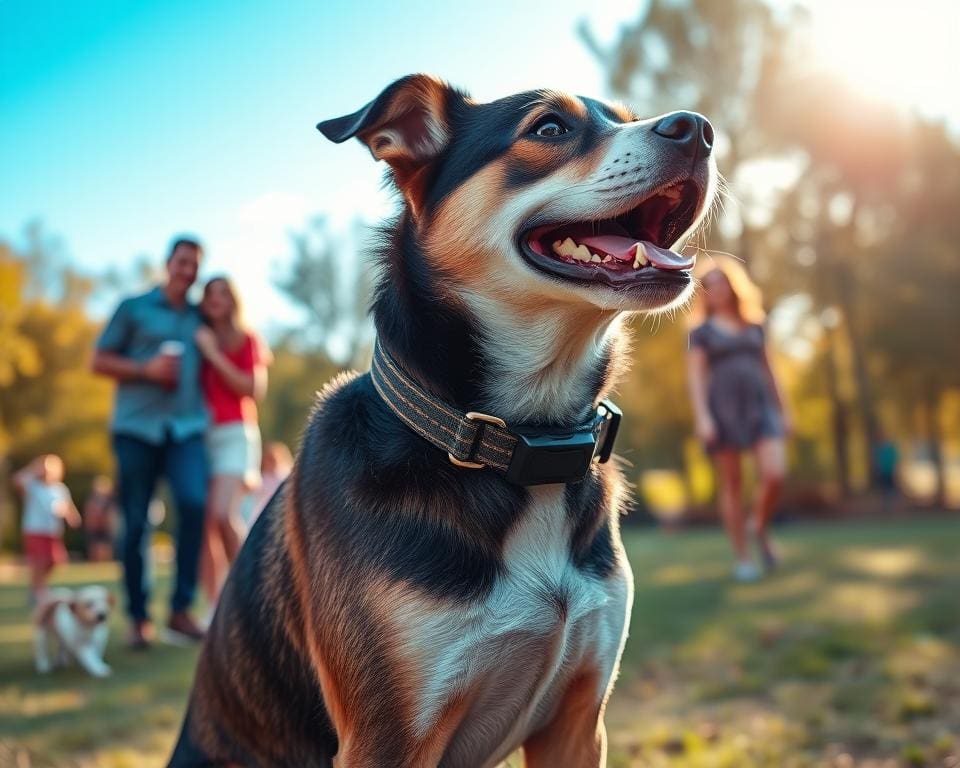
[2,517,958,767]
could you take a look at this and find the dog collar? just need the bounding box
[370,340,621,486]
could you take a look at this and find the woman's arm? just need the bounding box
[687,347,717,444]
[195,329,267,399]
[760,343,793,434]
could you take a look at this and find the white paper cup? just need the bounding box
[159,341,185,358]
[157,341,184,389]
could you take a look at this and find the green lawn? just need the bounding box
[2,518,958,767]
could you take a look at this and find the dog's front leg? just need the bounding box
[74,645,112,677]
[69,633,111,678]
[522,671,607,768]
[92,623,109,657]
[34,627,53,674]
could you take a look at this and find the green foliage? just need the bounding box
[258,336,346,452]
[0,236,114,549]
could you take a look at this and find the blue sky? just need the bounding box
[2,0,957,333]
[0,0,634,330]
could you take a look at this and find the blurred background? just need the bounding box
[2,1,959,766]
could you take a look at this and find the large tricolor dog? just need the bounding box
[170,75,715,767]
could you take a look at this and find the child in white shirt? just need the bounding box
[14,455,81,603]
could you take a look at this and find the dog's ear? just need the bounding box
[68,599,79,615]
[317,74,457,215]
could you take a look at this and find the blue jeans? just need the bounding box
[113,432,208,621]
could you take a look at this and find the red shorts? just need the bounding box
[23,533,67,565]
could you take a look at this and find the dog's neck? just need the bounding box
[371,221,624,426]
[461,293,623,424]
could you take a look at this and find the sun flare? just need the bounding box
[805,0,959,118]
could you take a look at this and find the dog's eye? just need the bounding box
[530,115,568,138]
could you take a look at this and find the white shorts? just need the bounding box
[206,422,261,487]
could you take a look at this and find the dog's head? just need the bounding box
[71,585,115,626]
[319,74,716,316]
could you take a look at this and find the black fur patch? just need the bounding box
[566,472,618,580]
[297,373,528,602]
[425,93,632,205]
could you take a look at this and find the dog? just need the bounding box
[170,74,715,767]
[34,585,114,678]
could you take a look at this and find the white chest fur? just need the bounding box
[389,485,633,767]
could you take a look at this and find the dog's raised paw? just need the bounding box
[90,663,112,678]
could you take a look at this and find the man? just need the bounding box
[93,237,208,648]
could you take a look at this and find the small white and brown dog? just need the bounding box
[34,585,115,678]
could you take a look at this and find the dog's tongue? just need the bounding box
[576,234,694,271]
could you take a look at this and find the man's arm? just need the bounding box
[91,299,178,386]
[92,350,178,386]
[91,350,145,382]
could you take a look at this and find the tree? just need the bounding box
[257,341,343,453]
[584,1,960,503]
[274,217,374,367]
[0,228,114,549]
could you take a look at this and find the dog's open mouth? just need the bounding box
[520,180,703,286]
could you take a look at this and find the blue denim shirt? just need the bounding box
[96,286,208,444]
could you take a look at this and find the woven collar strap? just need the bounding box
[370,340,622,486]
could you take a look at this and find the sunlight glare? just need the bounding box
[805,0,959,118]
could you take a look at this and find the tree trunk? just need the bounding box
[823,328,851,497]
[833,239,880,490]
[816,228,853,497]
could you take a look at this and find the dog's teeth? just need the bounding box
[590,254,602,263]
[555,237,578,258]
[632,243,649,269]
[602,255,612,263]
[572,244,592,262]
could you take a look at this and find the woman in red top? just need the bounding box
[195,276,272,606]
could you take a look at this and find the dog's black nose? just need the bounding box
[652,111,713,160]
[96,613,107,623]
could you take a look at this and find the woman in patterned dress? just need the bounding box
[687,261,792,581]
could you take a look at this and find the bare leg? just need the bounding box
[200,510,227,606]
[30,558,53,604]
[753,437,787,567]
[714,450,747,561]
[204,475,247,604]
[214,475,246,562]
